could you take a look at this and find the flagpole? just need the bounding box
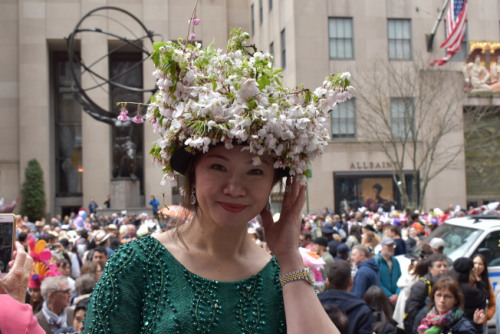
[426,0,452,52]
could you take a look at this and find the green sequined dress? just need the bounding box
[83,235,286,333]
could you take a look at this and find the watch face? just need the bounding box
[306,268,316,283]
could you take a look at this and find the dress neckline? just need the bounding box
[146,235,276,284]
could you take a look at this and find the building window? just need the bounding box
[446,21,468,62]
[269,0,273,10]
[331,98,355,139]
[259,0,263,25]
[328,17,354,59]
[110,52,145,195]
[388,19,412,60]
[53,52,83,196]
[391,98,415,139]
[251,3,255,36]
[269,42,274,57]
[281,28,286,69]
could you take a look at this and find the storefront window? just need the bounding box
[334,172,416,214]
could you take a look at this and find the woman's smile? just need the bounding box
[218,202,248,213]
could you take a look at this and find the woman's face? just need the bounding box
[434,288,456,315]
[473,256,485,277]
[194,146,275,230]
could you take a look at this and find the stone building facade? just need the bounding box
[1,0,499,217]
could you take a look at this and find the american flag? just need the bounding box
[430,0,468,66]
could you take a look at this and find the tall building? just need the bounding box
[1,0,499,217]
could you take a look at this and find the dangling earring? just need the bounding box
[190,186,197,205]
[266,201,271,211]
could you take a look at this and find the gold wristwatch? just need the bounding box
[279,268,315,287]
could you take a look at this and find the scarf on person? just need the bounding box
[42,301,68,332]
[417,307,462,334]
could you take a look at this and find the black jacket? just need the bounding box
[460,280,488,334]
[403,273,435,334]
[319,289,374,334]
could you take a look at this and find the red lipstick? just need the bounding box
[219,202,247,213]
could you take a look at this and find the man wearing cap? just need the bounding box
[429,237,445,254]
[375,237,401,306]
[321,222,341,257]
[319,260,374,334]
[312,237,334,280]
[404,253,448,333]
[93,230,114,257]
[350,245,380,299]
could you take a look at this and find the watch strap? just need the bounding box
[279,268,313,287]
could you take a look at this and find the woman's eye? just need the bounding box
[248,169,264,175]
[211,164,226,171]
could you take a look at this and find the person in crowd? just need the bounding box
[404,253,449,333]
[405,226,420,254]
[148,195,160,219]
[417,276,484,334]
[393,257,428,331]
[35,275,72,334]
[322,223,342,258]
[388,225,406,256]
[73,274,97,307]
[59,238,81,279]
[451,257,488,334]
[90,246,108,272]
[299,231,314,251]
[54,298,89,334]
[350,245,380,299]
[363,285,398,334]
[88,198,98,215]
[429,237,445,254]
[57,258,75,292]
[0,242,45,334]
[471,253,496,332]
[83,26,351,333]
[375,237,401,306]
[345,224,362,249]
[361,230,380,253]
[312,237,334,282]
[103,195,111,209]
[319,260,374,334]
[335,243,350,261]
[92,230,114,257]
[80,261,102,282]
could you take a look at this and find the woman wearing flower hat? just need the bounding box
[83,27,352,334]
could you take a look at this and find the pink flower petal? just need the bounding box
[118,111,130,121]
[132,115,144,124]
[189,33,196,41]
[38,250,52,261]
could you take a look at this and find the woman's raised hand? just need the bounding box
[260,177,306,263]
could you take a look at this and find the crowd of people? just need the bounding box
[276,206,497,334]
[1,202,498,334]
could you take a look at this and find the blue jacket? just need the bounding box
[375,253,401,297]
[318,289,374,334]
[351,258,380,299]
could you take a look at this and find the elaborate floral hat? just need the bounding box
[140,23,352,184]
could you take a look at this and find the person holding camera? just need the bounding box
[0,241,45,333]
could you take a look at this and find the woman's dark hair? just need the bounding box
[472,253,490,287]
[75,297,90,314]
[411,257,429,278]
[429,276,464,310]
[348,224,362,243]
[363,285,393,321]
[322,304,348,334]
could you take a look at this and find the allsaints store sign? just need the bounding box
[349,161,393,170]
